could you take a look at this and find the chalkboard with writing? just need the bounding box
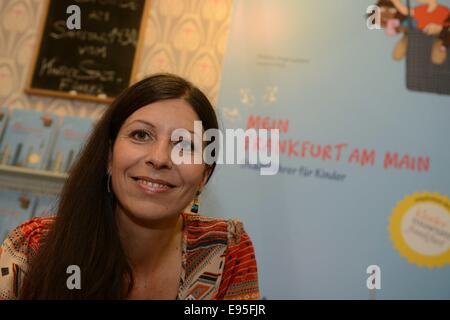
[26,0,148,103]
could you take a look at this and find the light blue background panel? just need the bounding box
[202,0,450,299]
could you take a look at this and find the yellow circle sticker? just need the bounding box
[389,192,450,268]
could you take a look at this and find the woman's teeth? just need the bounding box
[137,179,170,189]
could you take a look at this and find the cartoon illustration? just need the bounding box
[222,107,242,121]
[370,0,409,59]
[262,86,278,105]
[375,0,408,30]
[239,88,255,106]
[438,14,450,50]
[389,0,450,64]
[369,1,450,94]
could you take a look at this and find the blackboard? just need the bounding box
[26,0,149,103]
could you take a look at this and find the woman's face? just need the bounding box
[109,98,210,224]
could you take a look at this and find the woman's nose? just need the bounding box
[144,139,173,170]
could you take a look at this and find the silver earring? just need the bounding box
[107,172,112,193]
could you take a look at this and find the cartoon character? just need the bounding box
[370,0,409,59]
[437,14,450,52]
[390,0,450,64]
[374,0,408,30]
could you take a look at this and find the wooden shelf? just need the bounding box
[0,164,67,195]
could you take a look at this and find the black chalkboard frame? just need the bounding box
[25,0,149,104]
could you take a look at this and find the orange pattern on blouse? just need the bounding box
[0,213,260,300]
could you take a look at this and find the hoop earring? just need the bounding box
[107,172,112,193]
[191,191,200,214]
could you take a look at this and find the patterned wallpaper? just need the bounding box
[0,0,232,119]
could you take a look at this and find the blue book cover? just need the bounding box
[0,190,35,242]
[48,115,93,173]
[32,194,58,218]
[0,109,58,170]
[0,106,8,145]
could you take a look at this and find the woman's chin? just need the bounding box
[118,203,182,226]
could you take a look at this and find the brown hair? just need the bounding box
[21,74,219,299]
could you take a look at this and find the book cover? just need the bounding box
[0,106,8,146]
[48,115,93,173]
[0,109,58,170]
[0,190,35,242]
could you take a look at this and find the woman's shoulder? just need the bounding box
[182,212,247,246]
[0,217,55,299]
[1,216,55,259]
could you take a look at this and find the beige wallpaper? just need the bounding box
[0,0,232,120]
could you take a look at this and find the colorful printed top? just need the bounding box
[0,213,260,300]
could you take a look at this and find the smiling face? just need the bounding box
[108,98,210,225]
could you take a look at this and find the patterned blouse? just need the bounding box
[0,212,260,300]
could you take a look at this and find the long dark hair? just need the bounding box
[21,74,219,299]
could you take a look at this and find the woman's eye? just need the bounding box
[130,130,151,141]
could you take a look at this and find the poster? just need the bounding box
[202,0,450,299]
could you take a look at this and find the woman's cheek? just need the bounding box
[113,140,142,169]
[179,164,206,186]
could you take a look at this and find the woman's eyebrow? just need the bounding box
[127,119,196,135]
[127,119,157,129]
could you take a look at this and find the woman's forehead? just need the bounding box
[123,99,201,131]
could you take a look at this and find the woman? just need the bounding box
[0,74,260,300]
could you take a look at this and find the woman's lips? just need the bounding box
[132,177,175,194]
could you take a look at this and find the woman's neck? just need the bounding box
[116,207,184,273]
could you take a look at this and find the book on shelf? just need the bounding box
[0,189,35,242]
[0,106,8,145]
[48,115,94,173]
[0,109,58,170]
